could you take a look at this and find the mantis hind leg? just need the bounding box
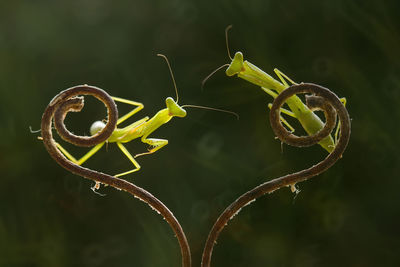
[112,96,144,125]
[267,103,296,133]
[114,142,141,177]
[268,103,296,118]
[334,97,347,145]
[135,138,168,158]
[262,87,297,133]
[274,68,298,87]
[55,142,105,165]
[262,70,300,134]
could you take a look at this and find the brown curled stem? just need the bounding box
[41,85,191,267]
[201,83,351,267]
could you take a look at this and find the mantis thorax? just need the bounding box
[226,52,244,76]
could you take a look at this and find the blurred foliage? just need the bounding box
[0,0,399,266]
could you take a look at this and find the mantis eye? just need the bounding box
[90,121,106,135]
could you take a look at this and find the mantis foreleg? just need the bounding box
[135,138,169,158]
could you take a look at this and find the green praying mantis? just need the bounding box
[204,26,346,153]
[50,54,238,184]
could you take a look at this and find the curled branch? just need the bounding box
[201,83,351,267]
[41,85,191,267]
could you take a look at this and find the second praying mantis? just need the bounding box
[53,54,238,186]
[204,26,346,153]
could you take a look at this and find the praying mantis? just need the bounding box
[204,26,346,153]
[52,54,238,182]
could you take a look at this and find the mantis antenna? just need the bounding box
[201,64,230,90]
[225,24,233,60]
[201,25,234,89]
[157,53,180,103]
[181,104,239,120]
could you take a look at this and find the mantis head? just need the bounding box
[224,25,245,77]
[225,51,244,77]
[166,97,187,118]
[156,54,187,118]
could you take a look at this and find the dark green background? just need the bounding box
[1,0,399,266]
